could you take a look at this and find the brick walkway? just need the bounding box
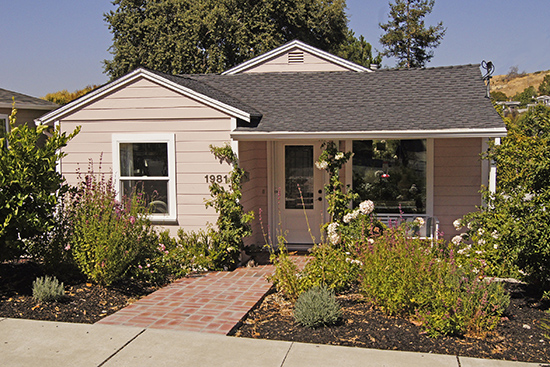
[97,256,309,335]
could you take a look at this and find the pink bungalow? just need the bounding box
[37,40,506,247]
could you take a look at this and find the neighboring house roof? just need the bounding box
[38,64,506,139]
[193,64,506,139]
[222,40,372,75]
[0,88,58,110]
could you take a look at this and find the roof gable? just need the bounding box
[222,40,372,75]
[37,68,258,125]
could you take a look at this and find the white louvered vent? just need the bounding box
[288,51,304,64]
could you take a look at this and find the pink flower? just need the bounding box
[129,216,136,224]
[64,244,70,251]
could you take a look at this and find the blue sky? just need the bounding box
[2,0,549,98]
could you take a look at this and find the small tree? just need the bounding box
[379,0,446,68]
[513,86,537,107]
[538,74,550,96]
[0,107,80,260]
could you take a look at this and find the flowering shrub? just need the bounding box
[205,144,254,270]
[457,105,550,287]
[315,141,357,223]
[358,224,509,337]
[65,165,157,286]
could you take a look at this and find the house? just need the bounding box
[37,40,506,245]
[0,88,58,135]
[536,95,550,107]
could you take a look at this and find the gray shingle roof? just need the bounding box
[0,88,58,110]
[185,64,504,133]
[147,69,262,118]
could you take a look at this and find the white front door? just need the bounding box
[274,142,326,245]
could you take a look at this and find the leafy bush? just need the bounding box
[294,285,342,328]
[32,276,65,302]
[66,166,157,286]
[358,225,510,336]
[205,144,254,270]
[0,107,79,260]
[269,241,303,302]
[461,105,550,287]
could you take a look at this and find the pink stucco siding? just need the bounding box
[433,138,483,239]
[58,77,234,235]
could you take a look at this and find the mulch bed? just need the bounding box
[0,260,157,324]
[2,260,550,363]
[232,283,550,364]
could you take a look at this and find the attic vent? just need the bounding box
[288,51,304,64]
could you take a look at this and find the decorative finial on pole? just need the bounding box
[481,61,495,99]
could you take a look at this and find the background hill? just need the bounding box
[491,69,550,98]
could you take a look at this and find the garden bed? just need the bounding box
[0,260,157,324]
[232,283,550,364]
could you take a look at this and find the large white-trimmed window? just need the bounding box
[112,134,177,222]
[353,139,428,214]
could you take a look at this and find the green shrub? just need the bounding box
[294,285,342,328]
[32,276,65,302]
[67,167,157,286]
[358,225,509,337]
[268,241,303,302]
[205,144,254,270]
[0,107,79,260]
[132,229,215,284]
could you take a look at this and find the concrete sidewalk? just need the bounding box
[0,318,545,367]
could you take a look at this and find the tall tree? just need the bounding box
[379,0,445,68]
[539,74,550,96]
[104,0,352,79]
[336,31,382,68]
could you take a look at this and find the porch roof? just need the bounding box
[188,64,506,138]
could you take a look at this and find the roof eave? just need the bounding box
[0,103,58,111]
[231,128,508,141]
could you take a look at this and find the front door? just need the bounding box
[275,142,325,245]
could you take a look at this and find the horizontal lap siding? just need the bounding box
[433,138,483,239]
[244,49,349,73]
[239,141,268,246]
[59,78,233,236]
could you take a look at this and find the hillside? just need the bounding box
[491,69,550,98]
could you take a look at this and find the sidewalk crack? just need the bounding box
[97,328,146,367]
[280,342,294,367]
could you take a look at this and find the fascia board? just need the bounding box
[36,68,251,125]
[231,128,508,141]
[222,40,371,75]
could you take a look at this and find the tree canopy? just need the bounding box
[104,0,375,79]
[43,85,99,106]
[379,0,445,68]
[539,74,550,96]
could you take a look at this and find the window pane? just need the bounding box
[353,140,426,214]
[120,143,168,177]
[121,180,169,214]
[0,117,6,137]
[285,145,314,209]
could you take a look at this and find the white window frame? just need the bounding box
[112,133,177,222]
[0,114,8,136]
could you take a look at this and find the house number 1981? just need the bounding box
[205,174,229,184]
